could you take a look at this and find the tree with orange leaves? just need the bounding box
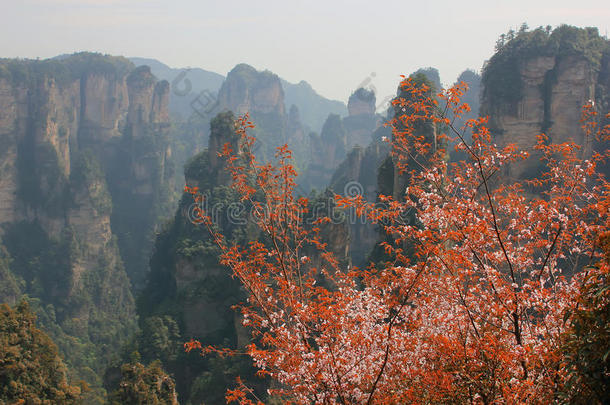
[185,76,609,404]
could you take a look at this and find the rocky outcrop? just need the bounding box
[412,67,442,92]
[455,69,481,120]
[484,55,559,179]
[0,53,172,399]
[303,88,383,191]
[326,71,445,266]
[330,131,391,204]
[481,26,610,180]
[79,73,127,146]
[287,104,306,145]
[281,79,347,133]
[217,63,315,168]
[344,88,381,150]
[0,79,22,225]
[203,111,239,186]
[348,88,376,116]
[129,56,225,120]
[214,64,353,191]
[218,64,285,116]
[139,113,254,402]
[449,69,481,156]
[141,111,351,402]
[329,128,391,266]
[305,114,347,190]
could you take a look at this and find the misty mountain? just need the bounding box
[281,78,347,132]
[130,57,347,132]
[129,57,225,120]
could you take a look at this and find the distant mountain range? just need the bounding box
[129,57,347,132]
[280,78,347,132]
[129,57,225,121]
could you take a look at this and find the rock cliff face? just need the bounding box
[327,72,444,266]
[140,112,257,402]
[0,79,23,226]
[108,66,174,289]
[78,73,127,146]
[329,129,391,266]
[141,111,350,403]
[281,78,347,133]
[287,104,306,145]
[218,63,285,116]
[347,87,376,116]
[216,63,313,167]
[343,88,382,150]
[449,69,481,154]
[130,56,225,120]
[481,26,610,180]
[129,57,346,133]
[0,53,172,399]
[304,88,382,191]
[215,65,359,192]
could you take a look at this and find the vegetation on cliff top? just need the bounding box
[0,52,134,86]
[482,24,610,111]
[227,63,282,90]
[108,359,178,405]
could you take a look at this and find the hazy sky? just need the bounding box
[2,0,609,103]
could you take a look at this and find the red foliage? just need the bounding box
[185,78,609,404]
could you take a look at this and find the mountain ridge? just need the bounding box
[129,57,347,131]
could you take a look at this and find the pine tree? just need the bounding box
[0,301,82,404]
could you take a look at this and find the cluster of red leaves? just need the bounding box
[185,78,609,404]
